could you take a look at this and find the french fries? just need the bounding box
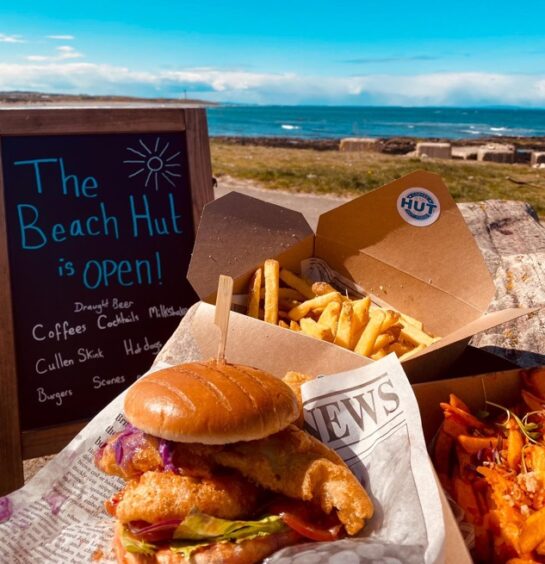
[244,259,437,360]
[333,301,355,349]
[246,267,262,319]
[299,317,334,342]
[353,296,370,325]
[288,291,342,321]
[355,310,385,357]
[399,319,436,347]
[318,301,341,337]
[279,268,315,299]
[289,320,301,332]
[263,259,279,324]
[312,281,338,297]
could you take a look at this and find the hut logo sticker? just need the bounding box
[397,188,440,227]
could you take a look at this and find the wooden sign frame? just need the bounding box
[0,106,213,494]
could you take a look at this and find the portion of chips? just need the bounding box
[245,259,438,360]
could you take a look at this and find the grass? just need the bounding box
[211,140,545,216]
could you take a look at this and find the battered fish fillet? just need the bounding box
[97,432,217,480]
[282,371,316,428]
[97,433,162,479]
[214,425,373,535]
[97,425,373,535]
[115,471,260,524]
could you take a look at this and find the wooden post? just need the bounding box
[0,137,24,494]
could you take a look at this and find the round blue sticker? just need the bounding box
[396,188,441,227]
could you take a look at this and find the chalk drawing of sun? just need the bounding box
[124,137,181,191]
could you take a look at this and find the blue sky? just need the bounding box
[1,1,545,106]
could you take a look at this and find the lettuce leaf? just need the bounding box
[170,513,285,558]
[120,527,156,556]
[120,511,286,558]
[173,510,285,540]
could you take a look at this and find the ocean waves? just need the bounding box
[207,106,545,139]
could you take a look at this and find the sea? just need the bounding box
[206,106,545,140]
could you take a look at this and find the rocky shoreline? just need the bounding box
[212,135,545,156]
[0,90,216,107]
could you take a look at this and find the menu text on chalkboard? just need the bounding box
[3,131,200,429]
[0,107,213,493]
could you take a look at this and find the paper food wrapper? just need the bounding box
[0,303,445,563]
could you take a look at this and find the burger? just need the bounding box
[95,360,374,563]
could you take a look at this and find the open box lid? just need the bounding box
[188,191,314,300]
[315,171,496,335]
[187,173,533,352]
[188,172,495,329]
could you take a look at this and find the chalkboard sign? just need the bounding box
[0,107,213,493]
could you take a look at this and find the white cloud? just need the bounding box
[47,35,75,40]
[26,55,49,62]
[347,73,527,106]
[1,59,545,106]
[25,45,83,63]
[161,68,297,93]
[56,45,82,59]
[0,62,155,93]
[0,33,24,43]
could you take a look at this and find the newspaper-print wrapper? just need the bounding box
[268,354,445,564]
[0,304,445,563]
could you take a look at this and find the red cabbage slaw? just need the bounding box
[95,424,177,473]
[113,424,140,465]
[159,439,178,474]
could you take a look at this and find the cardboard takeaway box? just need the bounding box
[413,367,528,445]
[187,170,530,383]
[412,367,536,563]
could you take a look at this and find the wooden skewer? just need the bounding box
[215,274,234,363]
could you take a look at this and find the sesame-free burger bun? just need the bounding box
[124,360,300,444]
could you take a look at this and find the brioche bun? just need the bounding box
[124,360,299,444]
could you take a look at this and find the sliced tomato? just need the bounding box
[281,512,342,542]
[266,498,343,542]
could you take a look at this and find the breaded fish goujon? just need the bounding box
[95,360,374,563]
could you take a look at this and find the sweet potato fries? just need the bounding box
[434,367,545,563]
